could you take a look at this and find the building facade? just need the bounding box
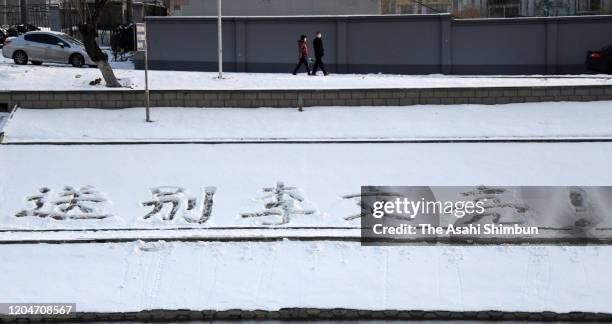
[166,0,382,16]
[1,0,55,26]
[381,0,612,17]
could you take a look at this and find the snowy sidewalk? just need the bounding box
[4,102,612,143]
[1,241,611,314]
[1,61,612,91]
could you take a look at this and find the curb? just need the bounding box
[1,309,612,322]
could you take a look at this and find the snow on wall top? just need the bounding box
[1,59,612,91]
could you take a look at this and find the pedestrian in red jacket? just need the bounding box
[292,35,311,75]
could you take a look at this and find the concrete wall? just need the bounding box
[2,85,611,109]
[452,16,612,74]
[137,14,612,75]
[172,0,381,16]
[451,18,548,74]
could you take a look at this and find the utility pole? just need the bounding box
[217,0,223,79]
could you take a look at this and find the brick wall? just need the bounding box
[1,86,612,109]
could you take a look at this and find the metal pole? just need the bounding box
[20,0,27,24]
[144,23,151,122]
[1,0,6,26]
[218,0,223,79]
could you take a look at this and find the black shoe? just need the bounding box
[324,72,329,76]
[310,73,317,76]
[292,72,297,75]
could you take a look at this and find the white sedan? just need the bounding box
[2,31,96,67]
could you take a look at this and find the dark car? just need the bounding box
[0,28,6,48]
[586,44,612,74]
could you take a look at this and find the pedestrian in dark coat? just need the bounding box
[292,35,311,75]
[312,31,328,76]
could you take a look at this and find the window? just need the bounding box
[576,0,603,13]
[488,0,520,17]
[24,34,46,43]
[24,34,68,47]
[45,35,66,47]
[59,34,83,46]
[589,0,602,10]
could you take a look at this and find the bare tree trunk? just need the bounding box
[79,23,122,88]
[97,60,121,87]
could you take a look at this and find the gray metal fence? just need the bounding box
[0,4,50,27]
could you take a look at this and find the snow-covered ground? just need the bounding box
[1,142,611,231]
[2,106,612,231]
[2,241,611,313]
[1,141,611,313]
[2,91,612,314]
[5,102,612,143]
[1,57,611,90]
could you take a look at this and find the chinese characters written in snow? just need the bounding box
[15,182,316,225]
[15,186,111,220]
[141,186,216,224]
[241,182,315,225]
[15,184,533,226]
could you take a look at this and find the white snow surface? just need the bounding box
[5,102,612,143]
[0,241,611,313]
[1,143,612,230]
[1,59,612,90]
[2,95,612,313]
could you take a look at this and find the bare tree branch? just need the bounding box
[61,0,122,87]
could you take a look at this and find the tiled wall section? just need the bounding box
[1,86,612,109]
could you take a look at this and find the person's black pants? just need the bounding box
[312,56,327,75]
[293,57,311,75]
